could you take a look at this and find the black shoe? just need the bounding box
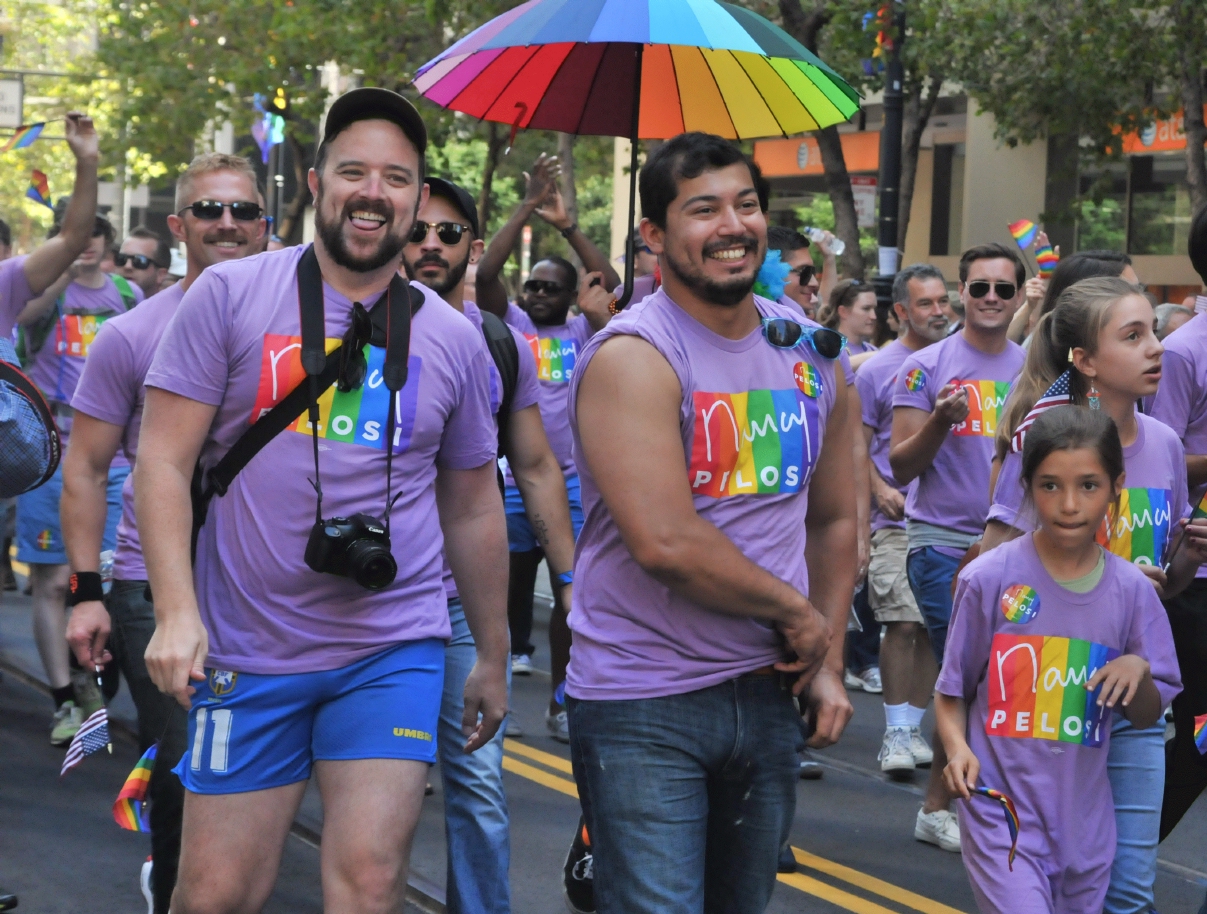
[562,816,595,914]
[777,844,797,873]
[799,750,823,780]
[2,567,15,592]
[0,887,16,911]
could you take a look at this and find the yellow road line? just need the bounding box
[794,848,967,914]
[503,738,574,774]
[777,871,899,913]
[501,756,579,798]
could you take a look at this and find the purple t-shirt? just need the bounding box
[145,246,497,674]
[893,332,1026,538]
[936,535,1180,896]
[442,300,540,600]
[565,290,839,700]
[856,339,915,533]
[72,283,186,581]
[502,303,594,480]
[611,272,658,307]
[0,256,33,338]
[27,277,143,409]
[990,413,1188,569]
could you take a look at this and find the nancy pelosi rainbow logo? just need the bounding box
[55,313,112,359]
[987,633,1118,747]
[904,368,926,392]
[1097,487,1171,566]
[952,379,1011,438]
[794,362,822,398]
[249,334,420,453]
[523,333,578,384]
[1000,584,1040,624]
[688,388,821,498]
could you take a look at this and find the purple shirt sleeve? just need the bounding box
[511,326,540,412]
[838,349,854,386]
[145,269,232,406]
[436,342,499,470]
[504,302,536,336]
[988,451,1031,531]
[0,256,33,337]
[1149,349,1196,443]
[935,568,994,702]
[71,321,138,426]
[892,352,935,411]
[855,367,879,428]
[1122,567,1182,708]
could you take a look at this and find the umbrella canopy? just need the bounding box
[414,0,860,140]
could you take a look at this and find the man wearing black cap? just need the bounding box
[404,175,583,913]
[134,87,510,914]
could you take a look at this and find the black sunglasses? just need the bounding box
[178,200,264,222]
[409,221,470,245]
[789,265,816,285]
[114,252,161,270]
[337,302,373,393]
[761,318,846,360]
[524,279,566,296]
[967,280,1017,300]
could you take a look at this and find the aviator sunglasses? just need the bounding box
[409,221,471,245]
[761,318,846,360]
[113,252,162,270]
[177,200,264,222]
[523,279,566,296]
[966,280,1017,300]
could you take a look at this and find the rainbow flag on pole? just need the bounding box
[1008,219,1038,249]
[2,122,45,153]
[974,787,1020,871]
[113,744,157,832]
[26,169,52,210]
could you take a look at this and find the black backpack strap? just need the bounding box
[0,359,61,489]
[479,310,519,458]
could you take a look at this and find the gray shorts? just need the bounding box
[868,527,923,624]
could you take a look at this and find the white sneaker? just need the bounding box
[843,670,864,690]
[915,807,961,852]
[909,727,934,766]
[878,727,915,773]
[856,666,883,693]
[546,708,570,743]
[140,858,153,914]
[50,700,83,746]
[512,654,534,675]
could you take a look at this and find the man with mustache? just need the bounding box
[564,132,856,913]
[133,88,508,913]
[403,175,580,914]
[62,152,266,913]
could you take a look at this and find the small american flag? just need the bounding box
[60,707,111,776]
[1010,370,1073,454]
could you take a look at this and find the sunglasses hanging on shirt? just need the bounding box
[761,317,846,360]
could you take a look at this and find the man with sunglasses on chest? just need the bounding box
[133,88,508,914]
[115,226,173,298]
[61,152,265,914]
[889,242,1026,853]
[566,132,856,913]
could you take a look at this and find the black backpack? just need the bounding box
[480,310,519,459]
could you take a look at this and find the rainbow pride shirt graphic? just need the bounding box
[688,388,821,498]
[523,333,578,384]
[54,313,113,359]
[952,379,1011,438]
[249,335,421,453]
[1096,487,1171,566]
[987,633,1118,747]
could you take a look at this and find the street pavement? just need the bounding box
[3,559,1206,913]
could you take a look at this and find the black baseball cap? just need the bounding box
[424,177,479,239]
[321,87,427,155]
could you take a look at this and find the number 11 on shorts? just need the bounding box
[190,707,233,773]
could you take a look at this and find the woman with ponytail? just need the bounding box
[819,278,879,370]
[980,276,1207,913]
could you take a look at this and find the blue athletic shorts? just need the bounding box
[505,474,583,552]
[16,462,128,565]
[174,639,444,795]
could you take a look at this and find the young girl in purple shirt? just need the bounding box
[937,406,1180,913]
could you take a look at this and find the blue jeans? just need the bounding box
[906,547,963,664]
[1104,717,1164,914]
[568,675,804,914]
[439,598,511,914]
[846,581,880,673]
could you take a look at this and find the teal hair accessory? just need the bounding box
[753,249,790,301]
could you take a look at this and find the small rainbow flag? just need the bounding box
[1,122,45,154]
[113,744,157,832]
[974,786,1020,870]
[1035,243,1059,279]
[1008,219,1038,250]
[1195,715,1207,756]
[26,169,52,210]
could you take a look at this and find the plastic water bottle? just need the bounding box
[806,226,846,257]
[100,549,115,594]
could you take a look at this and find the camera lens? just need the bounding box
[345,538,398,591]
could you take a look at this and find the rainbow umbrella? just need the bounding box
[413,0,860,306]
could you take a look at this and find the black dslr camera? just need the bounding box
[304,513,397,591]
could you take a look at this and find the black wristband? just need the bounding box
[66,571,104,606]
[559,223,578,239]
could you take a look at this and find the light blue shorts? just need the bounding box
[16,462,128,565]
[174,639,444,795]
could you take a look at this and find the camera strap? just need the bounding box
[190,245,422,559]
